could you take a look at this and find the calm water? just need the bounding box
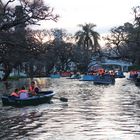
[0,75,140,140]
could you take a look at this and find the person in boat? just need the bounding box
[137,71,140,78]
[29,81,40,96]
[76,72,81,78]
[10,88,19,98]
[19,86,29,99]
[110,70,115,78]
[98,68,105,76]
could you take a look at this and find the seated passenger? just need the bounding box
[29,81,40,96]
[98,69,105,76]
[10,88,19,97]
[19,86,29,99]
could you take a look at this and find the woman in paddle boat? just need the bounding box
[29,81,40,96]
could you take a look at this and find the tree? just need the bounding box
[24,28,75,76]
[75,23,100,52]
[104,24,131,59]
[0,0,59,80]
[103,6,140,65]
[0,30,28,80]
[74,23,100,71]
[0,0,59,31]
[25,29,51,77]
[130,6,140,64]
[50,28,75,71]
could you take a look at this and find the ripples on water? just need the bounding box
[0,74,140,140]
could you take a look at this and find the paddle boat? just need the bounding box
[50,73,61,78]
[127,70,138,80]
[68,74,81,79]
[135,78,140,86]
[1,91,55,107]
[79,74,97,81]
[94,74,115,85]
[60,71,71,77]
[115,70,125,78]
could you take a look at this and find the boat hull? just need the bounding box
[135,78,140,86]
[67,75,81,79]
[115,71,125,78]
[94,75,115,85]
[1,91,55,107]
[80,75,96,81]
[50,74,61,78]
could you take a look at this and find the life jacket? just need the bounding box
[29,86,39,95]
[11,92,19,97]
[29,86,35,92]
[18,89,28,94]
[98,69,105,75]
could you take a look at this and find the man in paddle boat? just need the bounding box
[29,81,40,96]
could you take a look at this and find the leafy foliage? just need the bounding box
[74,23,100,71]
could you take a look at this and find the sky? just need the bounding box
[37,0,140,36]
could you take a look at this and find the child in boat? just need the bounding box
[10,88,19,97]
[19,86,29,99]
[29,81,40,96]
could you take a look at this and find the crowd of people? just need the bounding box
[10,81,40,99]
[129,70,140,79]
[88,68,116,77]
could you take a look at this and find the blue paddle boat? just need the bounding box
[80,74,96,81]
[1,91,55,107]
[94,74,115,85]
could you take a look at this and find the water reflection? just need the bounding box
[0,76,140,140]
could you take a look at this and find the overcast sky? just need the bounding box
[37,0,139,36]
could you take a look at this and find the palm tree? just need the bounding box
[74,23,100,72]
[75,23,100,52]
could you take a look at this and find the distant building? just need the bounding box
[102,59,132,72]
[89,58,132,72]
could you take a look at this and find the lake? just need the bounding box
[0,75,140,140]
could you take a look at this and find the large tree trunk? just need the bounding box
[2,63,12,90]
[2,69,11,81]
[29,63,34,79]
[134,55,140,65]
[2,63,12,81]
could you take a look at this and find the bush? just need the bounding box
[128,65,140,71]
[8,76,27,80]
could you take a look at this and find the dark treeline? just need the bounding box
[104,6,140,64]
[0,0,140,80]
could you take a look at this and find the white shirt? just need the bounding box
[20,92,29,99]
